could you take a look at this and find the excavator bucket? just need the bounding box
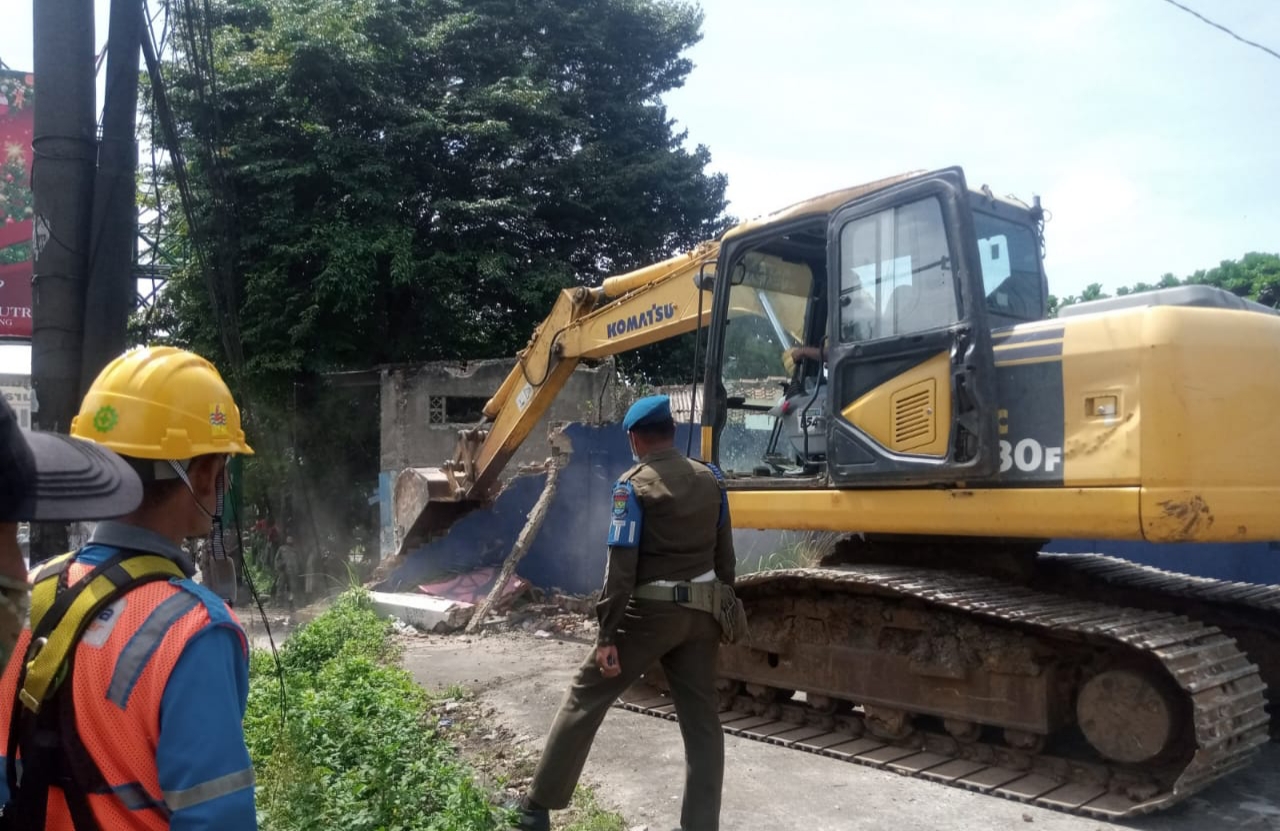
[391,466,484,560]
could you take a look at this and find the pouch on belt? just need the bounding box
[632,581,750,645]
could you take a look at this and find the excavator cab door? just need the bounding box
[824,167,999,486]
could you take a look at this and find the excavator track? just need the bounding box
[1034,551,1280,737]
[614,564,1270,819]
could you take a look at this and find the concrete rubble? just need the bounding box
[370,590,475,633]
[373,582,599,637]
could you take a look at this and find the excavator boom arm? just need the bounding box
[393,243,719,555]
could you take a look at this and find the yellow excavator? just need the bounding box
[393,167,1280,819]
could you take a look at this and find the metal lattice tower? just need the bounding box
[134,0,176,327]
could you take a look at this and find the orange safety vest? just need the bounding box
[0,552,248,829]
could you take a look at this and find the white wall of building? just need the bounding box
[0,371,30,428]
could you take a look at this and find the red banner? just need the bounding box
[0,71,35,340]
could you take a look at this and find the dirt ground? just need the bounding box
[402,629,1280,831]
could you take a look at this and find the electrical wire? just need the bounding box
[291,380,329,604]
[148,0,246,377]
[228,478,289,730]
[140,12,244,376]
[85,24,149,289]
[140,0,286,725]
[27,134,97,258]
[1157,0,1280,63]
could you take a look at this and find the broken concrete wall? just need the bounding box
[380,358,622,475]
[378,359,624,558]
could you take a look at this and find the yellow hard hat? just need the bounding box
[71,346,254,460]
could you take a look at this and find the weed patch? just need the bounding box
[245,590,508,830]
[740,530,842,575]
[561,788,628,831]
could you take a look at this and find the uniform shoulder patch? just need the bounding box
[606,480,643,547]
[612,483,631,517]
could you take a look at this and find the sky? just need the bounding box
[1,0,1278,375]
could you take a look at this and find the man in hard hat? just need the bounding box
[0,394,143,674]
[0,346,258,829]
[513,395,736,831]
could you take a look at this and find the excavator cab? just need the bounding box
[706,167,1047,488]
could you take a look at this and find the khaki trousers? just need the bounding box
[527,599,724,831]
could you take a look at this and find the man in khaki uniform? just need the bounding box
[513,395,735,831]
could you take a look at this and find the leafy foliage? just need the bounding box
[245,590,505,830]
[159,0,730,402]
[1049,252,1280,316]
[146,0,730,547]
[276,589,397,674]
[561,789,628,831]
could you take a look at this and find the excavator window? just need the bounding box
[715,230,827,479]
[838,197,958,342]
[706,179,1041,485]
[713,197,969,480]
[973,210,1045,322]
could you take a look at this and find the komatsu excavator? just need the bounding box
[393,167,1280,819]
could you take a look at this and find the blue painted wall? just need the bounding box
[380,422,784,594]
[378,471,394,561]
[379,424,1280,593]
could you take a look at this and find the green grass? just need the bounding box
[245,589,511,830]
[441,682,470,701]
[560,788,627,831]
[739,530,842,575]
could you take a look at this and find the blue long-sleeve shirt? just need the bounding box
[1,523,257,829]
[157,621,256,830]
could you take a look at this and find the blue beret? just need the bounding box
[623,395,673,431]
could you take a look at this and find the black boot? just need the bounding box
[510,797,550,831]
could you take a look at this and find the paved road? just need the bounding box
[403,631,1280,831]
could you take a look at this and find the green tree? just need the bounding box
[1049,254,1280,317]
[1048,281,1106,316]
[1185,252,1280,306]
[159,0,729,403]
[1078,282,1108,302]
[150,0,729,548]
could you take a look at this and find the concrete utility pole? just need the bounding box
[29,0,97,563]
[82,0,142,390]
